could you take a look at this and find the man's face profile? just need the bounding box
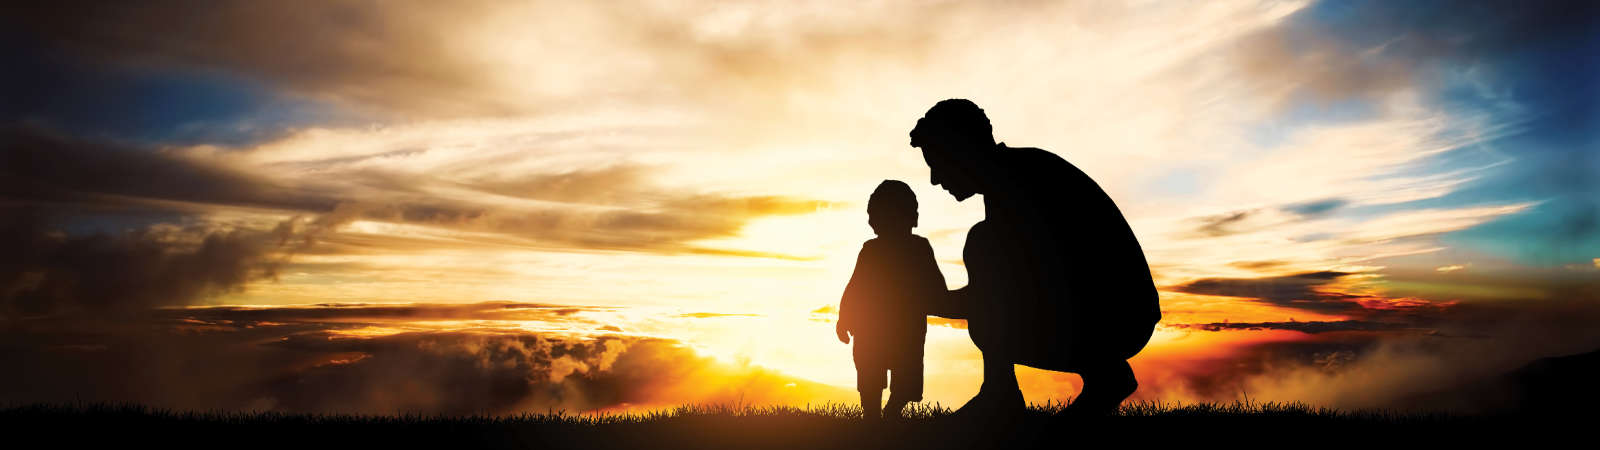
[919,142,978,201]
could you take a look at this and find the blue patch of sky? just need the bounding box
[1156,4,1388,202]
[1238,1,1392,150]
[1415,14,1596,266]
[1,34,366,148]
[1276,0,1600,266]
[1243,96,1381,150]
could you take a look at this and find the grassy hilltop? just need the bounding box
[1,401,1569,449]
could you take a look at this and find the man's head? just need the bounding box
[909,99,996,201]
[867,179,918,236]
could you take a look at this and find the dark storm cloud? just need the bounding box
[258,331,639,414]
[1169,271,1365,314]
[164,301,617,327]
[0,303,849,414]
[0,213,314,317]
[1193,210,1255,237]
[1170,270,1457,320]
[0,128,339,315]
[0,126,336,213]
[1282,198,1346,218]
[1169,319,1416,334]
[1189,200,1345,239]
[0,0,510,117]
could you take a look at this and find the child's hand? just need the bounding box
[836,325,851,344]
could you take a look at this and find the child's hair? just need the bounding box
[868,180,918,231]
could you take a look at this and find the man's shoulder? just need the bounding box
[998,143,1091,182]
[999,144,1073,170]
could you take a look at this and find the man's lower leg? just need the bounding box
[884,395,912,419]
[957,357,1024,414]
[1068,359,1137,416]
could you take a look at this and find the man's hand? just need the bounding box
[836,325,851,344]
[929,287,969,320]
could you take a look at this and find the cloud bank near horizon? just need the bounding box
[0,302,852,414]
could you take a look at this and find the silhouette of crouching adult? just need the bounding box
[952,220,1151,416]
[911,99,1161,418]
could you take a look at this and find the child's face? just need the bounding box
[868,211,916,235]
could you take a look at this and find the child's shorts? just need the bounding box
[855,359,923,401]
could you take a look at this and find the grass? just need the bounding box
[0,400,1563,448]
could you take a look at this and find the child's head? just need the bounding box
[868,180,918,235]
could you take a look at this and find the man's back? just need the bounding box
[967,145,1160,367]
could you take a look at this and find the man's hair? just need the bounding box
[909,99,995,148]
[868,179,918,228]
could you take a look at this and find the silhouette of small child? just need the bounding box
[836,180,947,420]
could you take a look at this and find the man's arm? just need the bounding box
[930,286,969,320]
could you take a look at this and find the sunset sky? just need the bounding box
[2,0,1597,414]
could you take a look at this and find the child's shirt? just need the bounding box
[838,233,946,366]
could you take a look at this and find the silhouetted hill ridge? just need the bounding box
[1505,347,1600,414]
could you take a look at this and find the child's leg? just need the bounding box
[857,363,887,420]
[861,390,882,420]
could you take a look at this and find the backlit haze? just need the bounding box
[3,0,1597,414]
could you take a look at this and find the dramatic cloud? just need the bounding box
[1228,302,1600,412]
[2,0,980,119]
[1168,320,1417,334]
[0,126,334,213]
[1193,210,1256,238]
[1,125,837,261]
[2,0,509,117]
[1169,271,1361,314]
[167,301,618,327]
[0,213,313,317]
[1169,270,1459,321]
[1281,198,1346,218]
[0,304,852,414]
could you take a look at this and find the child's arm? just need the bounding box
[918,239,946,296]
[837,244,874,344]
[916,238,960,319]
